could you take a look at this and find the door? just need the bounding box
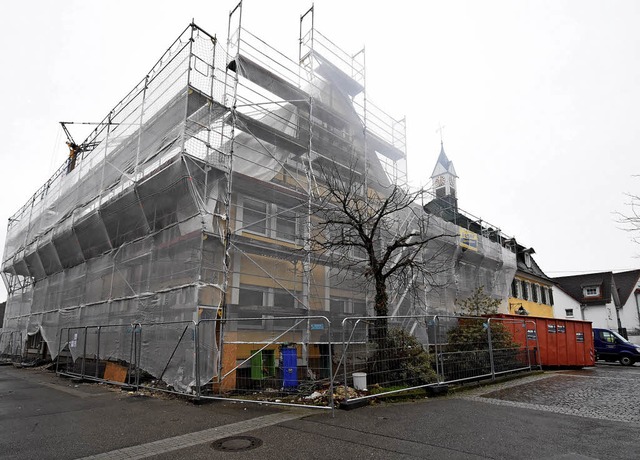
[594,329,618,361]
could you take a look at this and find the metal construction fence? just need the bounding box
[51,314,540,410]
[337,314,540,404]
[0,331,23,363]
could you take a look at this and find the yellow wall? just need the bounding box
[509,275,554,318]
[507,298,553,318]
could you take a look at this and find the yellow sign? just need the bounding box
[459,228,478,251]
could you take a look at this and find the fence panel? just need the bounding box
[433,315,493,383]
[56,324,137,386]
[488,317,541,375]
[198,316,334,410]
[135,321,198,395]
[0,331,23,363]
[338,315,440,403]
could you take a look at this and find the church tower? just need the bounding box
[430,141,458,210]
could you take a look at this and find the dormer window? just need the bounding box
[523,252,532,268]
[583,286,600,297]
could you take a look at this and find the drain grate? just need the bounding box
[211,435,263,452]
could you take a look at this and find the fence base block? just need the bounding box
[425,384,449,397]
[340,398,371,410]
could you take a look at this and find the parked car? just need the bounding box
[593,328,640,366]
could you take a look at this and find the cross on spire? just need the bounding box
[436,123,445,145]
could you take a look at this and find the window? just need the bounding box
[599,330,616,343]
[345,300,354,314]
[237,285,266,328]
[273,289,297,309]
[243,198,268,235]
[330,297,363,314]
[242,198,298,242]
[521,280,529,301]
[351,245,367,260]
[541,287,547,305]
[330,298,348,314]
[353,301,366,315]
[275,209,297,241]
[523,252,532,268]
[549,288,554,306]
[238,286,265,307]
[565,308,574,318]
[510,279,519,298]
[583,286,600,297]
[532,284,539,303]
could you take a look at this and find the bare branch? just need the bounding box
[309,158,457,318]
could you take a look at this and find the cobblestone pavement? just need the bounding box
[458,364,640,424]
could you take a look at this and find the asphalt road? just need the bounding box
[1,363,638,459]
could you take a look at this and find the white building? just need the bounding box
[552,270,640,340]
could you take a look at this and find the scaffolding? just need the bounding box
[1,3,515,393]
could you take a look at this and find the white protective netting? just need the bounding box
[1,18,515,392]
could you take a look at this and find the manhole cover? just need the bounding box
[211,435,263,452]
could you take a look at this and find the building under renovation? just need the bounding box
[0,5,517,392]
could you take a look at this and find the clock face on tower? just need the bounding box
[434,176,445,187]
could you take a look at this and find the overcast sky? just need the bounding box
[1,0,639,302]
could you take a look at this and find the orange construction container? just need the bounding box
[489,314,594,368]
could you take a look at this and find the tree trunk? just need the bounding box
[372,275,388,342]
[368,275,390,383]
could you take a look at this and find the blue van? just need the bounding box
[593,328,640,366]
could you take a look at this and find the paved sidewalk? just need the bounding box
[1,364,639,459]
[459,365,640,424]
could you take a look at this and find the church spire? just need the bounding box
[430,141,457,179]
[430,141,458,208]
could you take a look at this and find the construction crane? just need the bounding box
[60,121,101,173]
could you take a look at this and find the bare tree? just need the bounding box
[310,161,455,340]
[617,191,640,246]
